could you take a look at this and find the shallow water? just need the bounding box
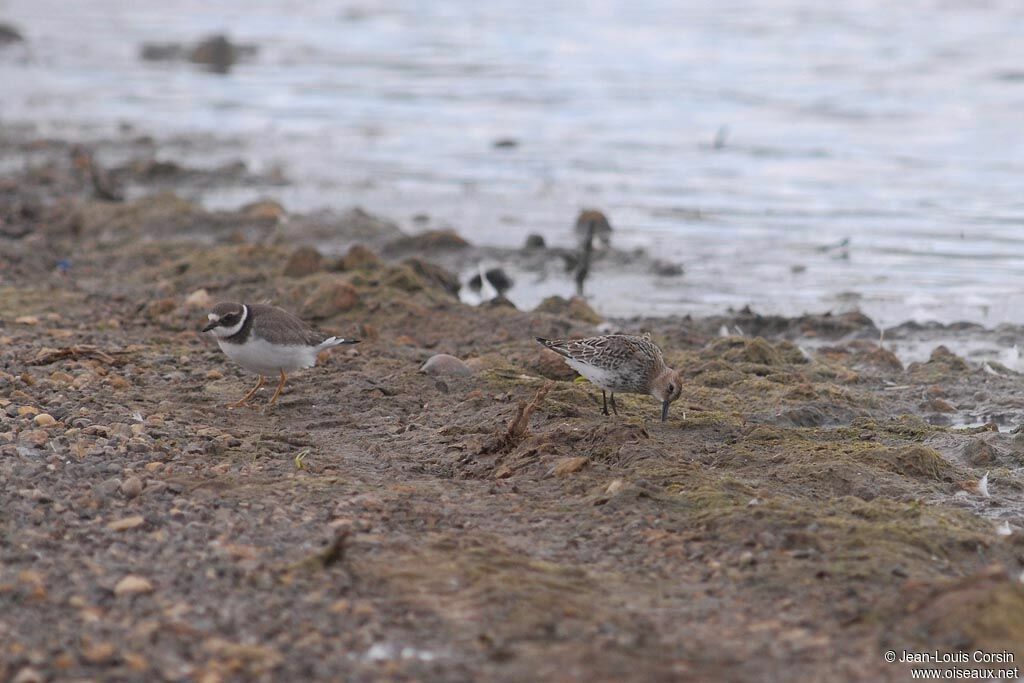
[4,0,1024,323]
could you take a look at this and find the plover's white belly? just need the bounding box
[218,339,317,375]
[566,359,640,394]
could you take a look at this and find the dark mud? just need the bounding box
[1,130,1023,682]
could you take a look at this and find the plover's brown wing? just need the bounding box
[249,304,326,347]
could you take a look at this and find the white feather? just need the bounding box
[978,471,991,498]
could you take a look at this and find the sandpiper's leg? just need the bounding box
[601,390,609,416]
[610,393,619,416]
[228,374,265,408]
[268,369,288,405]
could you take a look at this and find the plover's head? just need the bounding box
[651,368,683,422]
[202,302,247,337]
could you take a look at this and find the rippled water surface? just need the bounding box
[4,0,1024,323]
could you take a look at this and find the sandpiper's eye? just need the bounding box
[668,384,675,394]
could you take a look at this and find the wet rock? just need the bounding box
[189,34,237,74]
[704,336,791,366]
[908,345,969,381]
[420,354,472,377]
[283,246,323,277]
[334,244,382,271]
[241,199,286,222]
[524,234,546,249]
[534,296,602,324]
[140,43,186,61]
[0,23,25,45]
[962,439,999,466]
[382,229,470,257]
[924,398,957,414]
[492,138,518,149]
[864,445,952,481]
[404,257,460,297]
[302,278,360,318]
[652,259,684,277]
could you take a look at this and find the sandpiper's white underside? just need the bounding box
[566,358,629,393]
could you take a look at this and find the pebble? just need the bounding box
[33,413,56,427]
[107,515,146,531]
[23,430,48,447]
[121,476,145,499]
[12,667,44,683]
[420,354,472,377]
[17,405,40,417]
[95,477,122,498]
[114,575,154,596]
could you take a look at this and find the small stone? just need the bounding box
[335,244,382,271]
[49,371,73,384]
[17,405,40,417]
[283,246,323,277]
[185,288,213,309]
[605,479,626,494]
[145,461,165,473]
[12,667,44,683]
[107,515,145,531]
[205,369,224,380]
[420,354,472,377]
[23,430,48,447]
[32,413,56,427]
[524,234,546,249]
[14,315,39,325]
[553,456,588,476]
[302,278,360,318]
[114,575,154,596]
[121,476,144,499]
[82,641,117,664]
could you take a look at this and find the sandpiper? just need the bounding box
[537,334,682,421]
[202,302,359,407]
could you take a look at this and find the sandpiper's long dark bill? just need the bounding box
[203,302,359,407]
[537,334,682,421]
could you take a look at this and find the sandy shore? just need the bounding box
[1,129,1023,682]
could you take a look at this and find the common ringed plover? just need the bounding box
[203,302,359,407]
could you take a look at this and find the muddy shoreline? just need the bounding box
[1,128,1023,682]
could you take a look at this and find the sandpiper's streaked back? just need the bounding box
[202,302,359,407]
[537,334,682,421]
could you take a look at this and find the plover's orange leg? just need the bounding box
[229,374,265,408]
[268,369,288,405]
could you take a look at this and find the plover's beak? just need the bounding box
[661,400,670,422]
[202,321,218,333]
